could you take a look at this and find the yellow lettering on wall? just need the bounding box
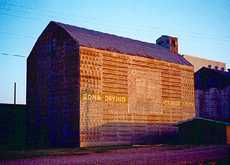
[81,93,127,103]
[163,100,194,107]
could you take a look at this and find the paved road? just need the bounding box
[0,145,229,165]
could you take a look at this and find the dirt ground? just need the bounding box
[0,145,229,165]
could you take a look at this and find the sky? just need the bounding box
[0,0,230,104]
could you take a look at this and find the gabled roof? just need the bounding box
[176,117,230,126]
[50,21,192,66]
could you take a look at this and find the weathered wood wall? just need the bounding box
[27,25,80,148]
[80,46,195,147]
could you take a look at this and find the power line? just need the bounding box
[0,0,229,61]
[3,1,230,39]
[0,30,35,39]
[0,52,26,58]
[1,1,230,43]
[1,9,230,44]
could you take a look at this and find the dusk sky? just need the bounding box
[0,0,230,104]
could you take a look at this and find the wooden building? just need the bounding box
[0,104,27,150]
[176,118,230,144]
[27,21,195,148]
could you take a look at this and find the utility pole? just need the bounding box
[14,82,16,104]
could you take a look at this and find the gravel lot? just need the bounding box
[0,145,229,165]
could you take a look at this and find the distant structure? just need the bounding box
[156,36,226,73]
[183,55,226,72]
[195,67,230,122]
[27,21,195,148]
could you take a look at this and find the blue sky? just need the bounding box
[0,0,230,104]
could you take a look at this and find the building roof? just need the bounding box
[183,54,226,72]
[51,21,191,66]
[176,117,230,126]
[195,67,230,89]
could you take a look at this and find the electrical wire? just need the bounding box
[0,52,26,58]
[0,1,230,43]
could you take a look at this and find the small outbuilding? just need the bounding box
[0,103,27,150]
[176,117,230,144]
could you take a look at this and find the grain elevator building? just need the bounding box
[27,21,195,148]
